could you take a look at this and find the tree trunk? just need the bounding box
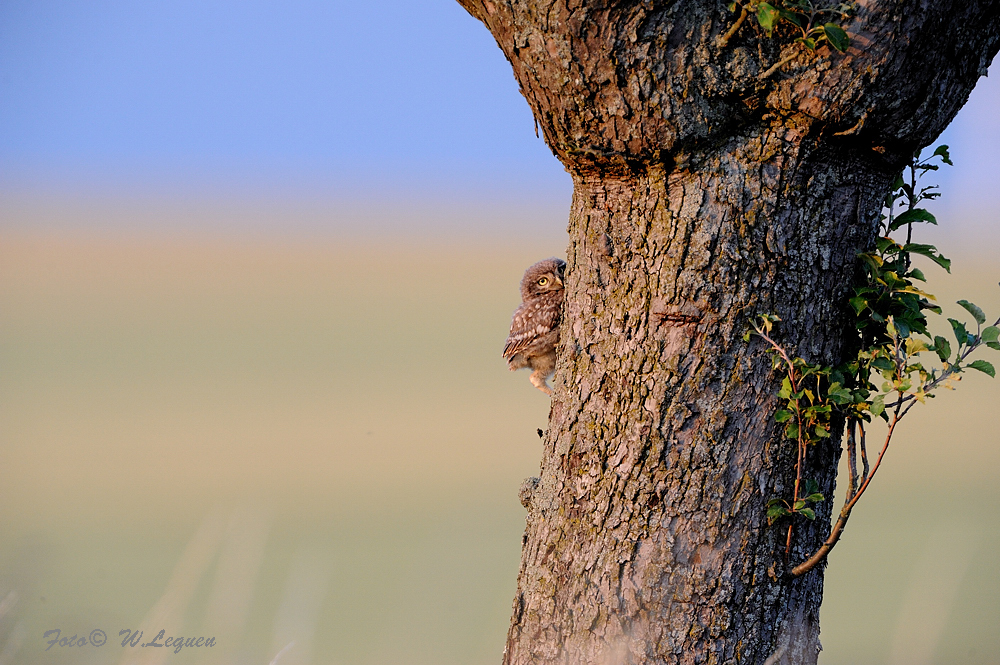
[456,1,1000,663]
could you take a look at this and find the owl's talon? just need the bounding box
[530,372,554,396]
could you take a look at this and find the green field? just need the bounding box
[1,231,998,664]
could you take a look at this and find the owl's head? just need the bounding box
[521,257,566,299]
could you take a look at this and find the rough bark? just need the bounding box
[456,2,1000,663]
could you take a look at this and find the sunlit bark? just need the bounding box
[457,2,1000,662]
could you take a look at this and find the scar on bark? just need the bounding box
[653,300,705,328]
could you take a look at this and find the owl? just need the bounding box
[503,258,566,395]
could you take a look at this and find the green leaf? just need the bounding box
[871,357,894,372]
[778,376,793,399]
[779,9,803,27]
[933,144,953,165]
[804,492,825,503]
[888,208,937,232]
[757,3,780,34]
[934,335,952,362]
[784,422,799,440]
[968,360,996,378]
[910,267,927,282]
[957,300,987,325]
[860,252,884,273]
[874,236,897,253]
[983,326,1000,344]
[822,23,849,52]
[799,507,817,521]
[814,425,831,438]
[902,243,951,272]
[949,318,971,347]
[870,394,885,417]
[767,503,791,523]
[775,409,793,423]
[828,384,853,405]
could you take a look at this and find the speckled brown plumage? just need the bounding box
[503,258,566,395]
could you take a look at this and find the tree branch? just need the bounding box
[792,399,913,576]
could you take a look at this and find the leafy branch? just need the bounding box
[720,1,854,78]
[748,145,1000,577]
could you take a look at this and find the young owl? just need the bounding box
[503,257,566,395]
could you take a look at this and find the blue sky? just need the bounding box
[0,0,569,202]
[0,0,998,236]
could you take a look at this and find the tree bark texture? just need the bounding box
[456,2,1000,663]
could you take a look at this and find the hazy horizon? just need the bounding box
[2,0,1000,247]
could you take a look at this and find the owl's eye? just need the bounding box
[537,277,549,286]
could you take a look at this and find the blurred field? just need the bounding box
[1,230,998,665]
